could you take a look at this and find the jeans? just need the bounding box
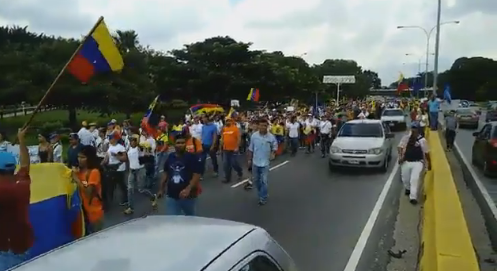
[252,165,269,201]
[445,129,456,149]
[429,111,439,130]
[0,251,29,271]
[155,151,169,176]
[201,144,218,174]
[165,196,197,216]
[127,168,155,209]
[289,137,299,155]
[223,151,243,181]
[320,134,331,155]
[106,170,128,204]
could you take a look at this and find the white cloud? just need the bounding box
[0,0,495,86]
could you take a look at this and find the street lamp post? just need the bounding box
[397,20,459,95]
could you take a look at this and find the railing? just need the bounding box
[0,106,55,119]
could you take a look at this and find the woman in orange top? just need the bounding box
[72,145,104,234]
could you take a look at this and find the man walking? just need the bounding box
[220,118,243,183]
[427,94,440,130]
[248,119,277,205]
[444,110,458,151]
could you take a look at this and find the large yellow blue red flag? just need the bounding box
[247,88,260,102]
[26,164,84,258]
[67,17,124,82]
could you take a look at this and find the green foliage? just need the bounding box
[0,26,381,114]
[390,57,497,101]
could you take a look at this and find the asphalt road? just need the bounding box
[102,133,404,271]
[441,105,497,207]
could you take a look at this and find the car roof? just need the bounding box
[13,216,258,271]
[383,108,403,111]
[346,119,382,124]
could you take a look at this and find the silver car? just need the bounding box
[380,108,406,130]
[329,119,394,172]
[10,216,298,271]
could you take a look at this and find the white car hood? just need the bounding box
[333,137,384,150]
[381,115,405,122]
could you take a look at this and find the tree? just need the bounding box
[0,25,384,126]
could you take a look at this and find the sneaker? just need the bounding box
[244,182,253,190]
[258,199,267,206]
[409,199,418,205]
[151,194,158,209]
[120,201,129,206]
[123,207,134,215]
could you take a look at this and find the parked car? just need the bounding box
[10,216,299,271]
[329,119,393,172]
[486,110,497,122]
[472,122,497,177]
[380,108,407,130]
[455,108,479,129]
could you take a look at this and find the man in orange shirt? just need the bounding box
[221,118,243,183]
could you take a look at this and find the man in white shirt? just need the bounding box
[286,116,300,156]
[123,135,157,215]
[78,121,96,146]
[102,132,128,207]
[190,117,203,140]
[50,133,63,163]
[319,116,333,158]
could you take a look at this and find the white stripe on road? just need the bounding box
[230,160,290,188]
[343,162,400,271]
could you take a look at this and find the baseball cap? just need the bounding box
[0,152,17,171]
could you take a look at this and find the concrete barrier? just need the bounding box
[419,131,479,271]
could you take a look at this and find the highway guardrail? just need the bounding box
[419,131,479,271]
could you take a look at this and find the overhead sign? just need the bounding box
[323,75,356,84]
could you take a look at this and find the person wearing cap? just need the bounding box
[101,131,128,207]
[123,134,157,215]
[398,121,431,205]
[0,128,34,270]
[50,133,63,163]
[88,122,99,140]
[78,121,96,147]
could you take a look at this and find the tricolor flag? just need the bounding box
[67,18,124,83]
[246,88,260,102]
[141,95,160,138]
[396,72,409,94]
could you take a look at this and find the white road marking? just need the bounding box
[454,142,497,220]
[231,160,290,188]
[343,162,400,271]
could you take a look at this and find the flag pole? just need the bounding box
[21,16,105,129]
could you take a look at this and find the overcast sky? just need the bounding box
[0,0,495,86]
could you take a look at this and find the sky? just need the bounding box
[0,0,495,86]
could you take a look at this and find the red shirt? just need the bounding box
[0,167,34,254]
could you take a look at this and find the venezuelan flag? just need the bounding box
[27,164,84,258]
[190,104,224,115]
[141,95,161,138]
[247,88,260,102]
[67,17,124,82]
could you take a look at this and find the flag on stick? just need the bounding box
[247,88,260,101]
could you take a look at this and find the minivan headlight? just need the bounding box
[368,148,383,155]
[330,146,342,153]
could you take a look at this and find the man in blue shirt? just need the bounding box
[67,133,84,168]
[248,119,277,205]
[427,94,440,130]
[158,133,202,216]
[200,116,219,177]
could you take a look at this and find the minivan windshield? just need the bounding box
[338,123,383,138]
[382,110,404,116]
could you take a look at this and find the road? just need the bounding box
[441,104,497,210]
[102,133,404,271]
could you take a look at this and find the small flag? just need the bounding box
[141,95,160,138]
[246,88,260,102]
[227,107,235,118]
[396,72,408,94]
[443,84,452,104]
[67,18,124,82]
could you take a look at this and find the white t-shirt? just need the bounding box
[286,122,300,138]
[78,128,95,146]
[190,123,203,140]
[319,120,333,134]
[127,146,143,170]
[107,144,126,172]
